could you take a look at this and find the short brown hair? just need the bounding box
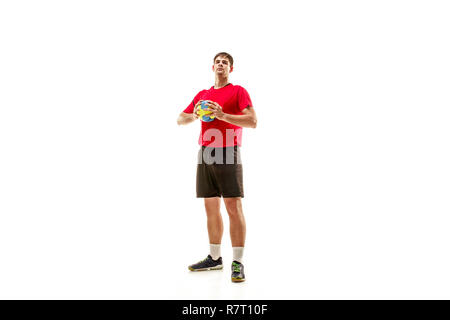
[213,52,234,67]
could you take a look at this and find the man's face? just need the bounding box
[213,56,233,76]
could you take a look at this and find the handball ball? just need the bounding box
[196,101,215,122]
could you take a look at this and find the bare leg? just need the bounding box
[204,197,223,244]
[223,197,246,247]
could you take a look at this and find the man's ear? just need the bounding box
[230,66,234,73]
[212,65,215,72]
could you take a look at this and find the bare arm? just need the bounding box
[177,100,201,125]
[207,101,258,128]
[223,106,257,128]
[177,111,198,125]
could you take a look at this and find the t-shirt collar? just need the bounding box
[211,83,232,90]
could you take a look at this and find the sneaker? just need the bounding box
[188,255,223,271]
[231,261,245,282]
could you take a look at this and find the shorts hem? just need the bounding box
[196,194,221,198]
[196,194,244,198]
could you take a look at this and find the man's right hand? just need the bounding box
[177,100,210,125]
[193,107,200,120]
[177,103,201,125]
[193,100,204,120]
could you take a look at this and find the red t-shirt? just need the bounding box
[183,83,253,147]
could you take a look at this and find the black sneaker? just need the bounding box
[231,261,245,282]
[188,255,223,271]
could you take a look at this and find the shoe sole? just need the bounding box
[188,265,223,272]
[231,277,245,282]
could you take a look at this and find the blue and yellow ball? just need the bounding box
[196,100,215,122]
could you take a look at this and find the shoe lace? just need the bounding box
[198,257,209,264]
[232,262,241,273]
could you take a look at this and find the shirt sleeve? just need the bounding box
[238,86,253,112]
[183,91,203,113]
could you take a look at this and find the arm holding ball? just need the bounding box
[206,101,257,128]
[177,101,201,125]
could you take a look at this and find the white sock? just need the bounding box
[233,247,244,263]
[210,244,221,260]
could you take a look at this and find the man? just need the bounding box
[177,52,257,282]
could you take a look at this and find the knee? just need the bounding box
[204,198,221,217]
[226,208,239,218]
[224,198,242,218]
[206,210,222,219]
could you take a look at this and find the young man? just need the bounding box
[177,52,257,282]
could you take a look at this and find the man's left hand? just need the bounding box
[206,101,226,120]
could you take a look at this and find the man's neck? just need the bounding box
[214,76,230,89]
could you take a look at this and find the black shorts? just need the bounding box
[196,145,244,198]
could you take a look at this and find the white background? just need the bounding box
[1,0,449,299]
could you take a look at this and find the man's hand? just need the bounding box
[205,101,225,120]
[192,100,206,120]
[177,103,200,125]
[192,108,199,121]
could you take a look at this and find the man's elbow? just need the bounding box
[177,114,184,125]
[251,118,257,128]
